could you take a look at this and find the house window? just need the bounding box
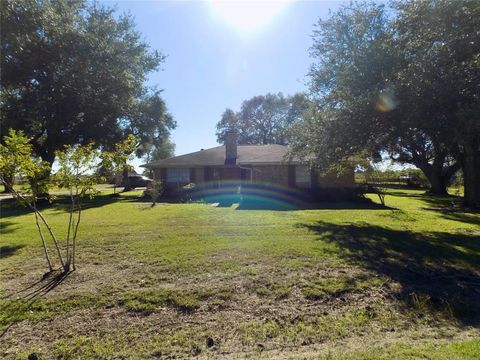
[295,165,311,188]
[167,168,190,184]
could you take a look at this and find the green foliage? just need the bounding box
[101,134,138,192]
[0,0,175,164]
[101,134,138,175]
[216,92,311,145]
[289,1,396,168]
[0,129,116,272]
[0,129,51,201]
[292,0,480,205]
[54,142,111,270]
[143,179,163,206]
[0,129,32,181]
[142,137,175,173]
[141,136,174,178]
[54,143,101,199]
[132,95,176,158]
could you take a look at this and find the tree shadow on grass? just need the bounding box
[0,221,19,235]
[0,245,25,259]
[236,198,393,211]
[194,193,392,211]
[298,221,480,325]
[387,190,480,225]
[0,192,143,219]
[19,270,71,301]
[0,270,71,337]
[438,212,480,226]
[387,190,463,207]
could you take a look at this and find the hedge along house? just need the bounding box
[141,132,355,202]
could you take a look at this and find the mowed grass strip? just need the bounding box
[1,189,479,358]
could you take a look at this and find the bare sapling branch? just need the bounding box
[0,175,65,269]
[54,143,102,272]
[34,208,53,272]
[71,200,82,271]
[65,189,75,269]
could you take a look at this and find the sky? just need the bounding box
[100,0,348,170]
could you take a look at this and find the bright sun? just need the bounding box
[209,0,290,35]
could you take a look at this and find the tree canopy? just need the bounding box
[0,0,175,165]
[290,0,480,206]
[216,93,310,145]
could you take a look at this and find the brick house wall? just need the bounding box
[153,164,355,190]
[250,165,290,186]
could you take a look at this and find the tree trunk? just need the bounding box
[411,148,459,196]
[71,202,82,271]
[427,161,460,195]
[461,140,480,208]
[1,174,14,193]
[122,167,132,191]
[34,143,56,172]
[427,170,448,195]
[34,209,53,272]
[413,161,448,195]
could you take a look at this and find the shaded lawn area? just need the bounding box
[0,189,479,359]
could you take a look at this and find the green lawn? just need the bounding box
[0,183,29,194]
[1,189,479,359]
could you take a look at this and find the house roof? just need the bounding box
[142,144,304,168]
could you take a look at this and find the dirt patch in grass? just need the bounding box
[2,254,477,358]
[2,289,477,359]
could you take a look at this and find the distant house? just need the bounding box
[141,132,354,195]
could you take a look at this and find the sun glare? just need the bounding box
[209,0,290,35]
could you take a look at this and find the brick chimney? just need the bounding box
[225,131,237,165]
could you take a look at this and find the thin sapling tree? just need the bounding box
[54,144,101,271]
[0,130,62,271]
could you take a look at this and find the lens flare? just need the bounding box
[188,180,308,210]
[375,88,399,112]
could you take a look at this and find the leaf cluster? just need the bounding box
[0,129,52,201]
[54,143,101,200]
[0,0,174,163]
[216,93,311,145]
[101,134,139,177]
[292,0,480,171]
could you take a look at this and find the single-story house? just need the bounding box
[142,133,355,197]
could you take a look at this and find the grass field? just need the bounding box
[1,189,479,359]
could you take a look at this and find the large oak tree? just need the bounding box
[291,0,479,205]
[1,0,175,167]
[216,93,310,145]
[393,0,480,205]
